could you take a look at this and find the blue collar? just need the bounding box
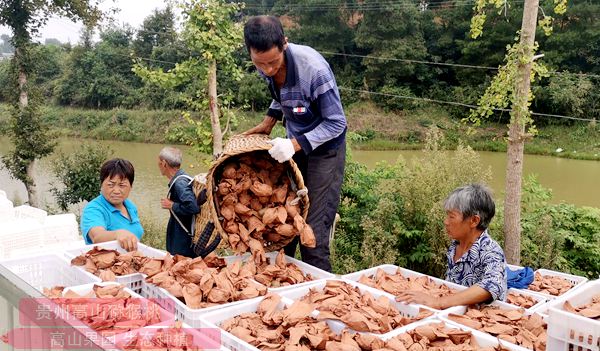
[99,193,133,214]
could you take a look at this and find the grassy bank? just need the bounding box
[1,103,599,160]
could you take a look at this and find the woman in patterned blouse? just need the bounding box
[396,184,507,309]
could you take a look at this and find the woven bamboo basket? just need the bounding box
[192,134,309,256]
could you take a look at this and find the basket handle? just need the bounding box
[192,222,221,258]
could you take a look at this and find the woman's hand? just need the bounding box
[396,291,442,309]
[115,229,138,252]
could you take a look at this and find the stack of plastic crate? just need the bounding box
[0,193,83,258]
[0,190,15,222]
[41,213,79,246]
[0,219,44,259]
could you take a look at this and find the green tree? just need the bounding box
[235,70,270,111]
[467,0,567,264]
[133,6,190,109]
[51,144,111,211]
[134,0,244,157]
[133,6,183,68]
[354,0,433,103]
[0,0,101,207]
[57,26,142,108]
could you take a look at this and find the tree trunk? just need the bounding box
[207,59,223,158]
[504,0,539,265]
[16,48,38,208]
[25,161,38,207]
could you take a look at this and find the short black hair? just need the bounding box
[100,158,135,185]
[244,15,285,53]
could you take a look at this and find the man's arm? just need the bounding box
[295,70,346,154]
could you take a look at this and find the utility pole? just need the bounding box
[504,0,540,265]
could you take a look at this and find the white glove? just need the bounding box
[268,137,295,163]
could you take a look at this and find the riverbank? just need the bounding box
[1,103,599,160]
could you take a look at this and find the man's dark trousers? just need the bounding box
[284,142,346,272]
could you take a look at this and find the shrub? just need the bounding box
[332,127,492,276]
[332,129,600,278]
[51,144,111,211]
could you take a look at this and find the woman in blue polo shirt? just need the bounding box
[80,158,143,251]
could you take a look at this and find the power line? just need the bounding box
[319,50,600,78]
[339,87,594,121]
[319,51,499,70]
[125,27,600,79]
[242,0,494,10]
[111,51,596,122]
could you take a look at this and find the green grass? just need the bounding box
[139,213,167,251]
[2,102,600,161]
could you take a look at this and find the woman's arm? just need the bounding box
[88,227,138,251]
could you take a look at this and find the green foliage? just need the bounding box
[333,133,600,278]
[50,144,111,211]
[333,127,492,276]
[235,71,270,111]
[519,175,600,278]
[133,6,183,70]
[466,40,548,135]
[375,85,422,112]
[354,0,433,94]
[133,0,244,154]
[2,100,55,187]
[534,74,598,120]
[57,26,143,108]
[1,48,55,190]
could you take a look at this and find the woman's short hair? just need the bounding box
[243,15,286,53]
[444,184,495,230]
[100,158,135,185]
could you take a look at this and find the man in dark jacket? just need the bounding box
[158,147,200,257]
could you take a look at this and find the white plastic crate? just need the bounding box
[42,213,79,245]
[64,240,168,294]
[13,205,47,222]
[506,287,549,312]
[57,282,175,336]
[438,299,543,351]
[8,239,85,259]
[199,294,334,351]
[141,278,267,328]
[278,278,437,339]
[546,280,600,351]
[342,264,467,311]
[109,323,226,351]
[524,269,588,299]
[382,318,530,349]
[0,219,44,259]
[222,251,335,292]
[0,189,6,198]
[0,253,101,292]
